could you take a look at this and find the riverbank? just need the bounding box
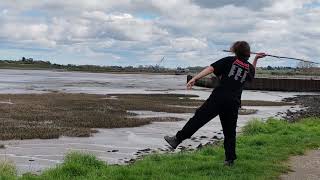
[0,92,299,174]
[284,95,320,121]
[1,117,319,179]
[0,94,318,178]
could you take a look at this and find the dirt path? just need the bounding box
[280,95,320,180]
[280,149,320,180]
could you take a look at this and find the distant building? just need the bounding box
[175,67,190,75]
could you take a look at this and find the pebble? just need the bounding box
[178,146,187,151]
[211,136,218,139]
[139,148,151,152]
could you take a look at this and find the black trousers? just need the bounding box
[176,93,239,161]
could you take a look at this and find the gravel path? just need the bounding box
[280,149,320,180]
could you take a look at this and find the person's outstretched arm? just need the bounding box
[187,66,214,90]
[253,52,267,70]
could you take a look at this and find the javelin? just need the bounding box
[222,50,320,65]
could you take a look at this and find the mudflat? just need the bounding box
[0,93,290,140]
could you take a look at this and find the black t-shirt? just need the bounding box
[210,56,255,101]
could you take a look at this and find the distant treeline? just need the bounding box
[0,57,319,75]
[256,65,320,76]
[0,57,178,73]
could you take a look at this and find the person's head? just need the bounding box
[230,41,251,60]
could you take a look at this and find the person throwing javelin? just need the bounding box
[164,41,266,166]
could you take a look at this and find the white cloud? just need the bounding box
[192,0,274,9]
[0,0,319,67]
[170,37,208,51]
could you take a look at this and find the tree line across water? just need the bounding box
[0,57,177,73]
[0,57,319,76]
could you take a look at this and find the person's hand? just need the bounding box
[254,52,267,60]
[186,78,196,90]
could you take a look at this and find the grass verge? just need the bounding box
[0,160,16,179]
[2,117,319,180]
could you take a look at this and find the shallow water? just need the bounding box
[0,69,317,174]
[0,69,186,94]
[0,69,315,99]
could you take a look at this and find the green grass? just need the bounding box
[2,117,320,180]
[0,160,16,179]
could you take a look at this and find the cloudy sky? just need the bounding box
[0,0,319,67]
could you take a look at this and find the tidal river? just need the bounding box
[0,69,316,174]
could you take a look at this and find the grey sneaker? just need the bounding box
[164,135,180,149]
[224,160,234,167]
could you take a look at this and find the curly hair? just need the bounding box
[230,41,251,59]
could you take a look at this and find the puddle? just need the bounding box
[128,110,193,119]
[0,101,13,104]
[101,96,118,100]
